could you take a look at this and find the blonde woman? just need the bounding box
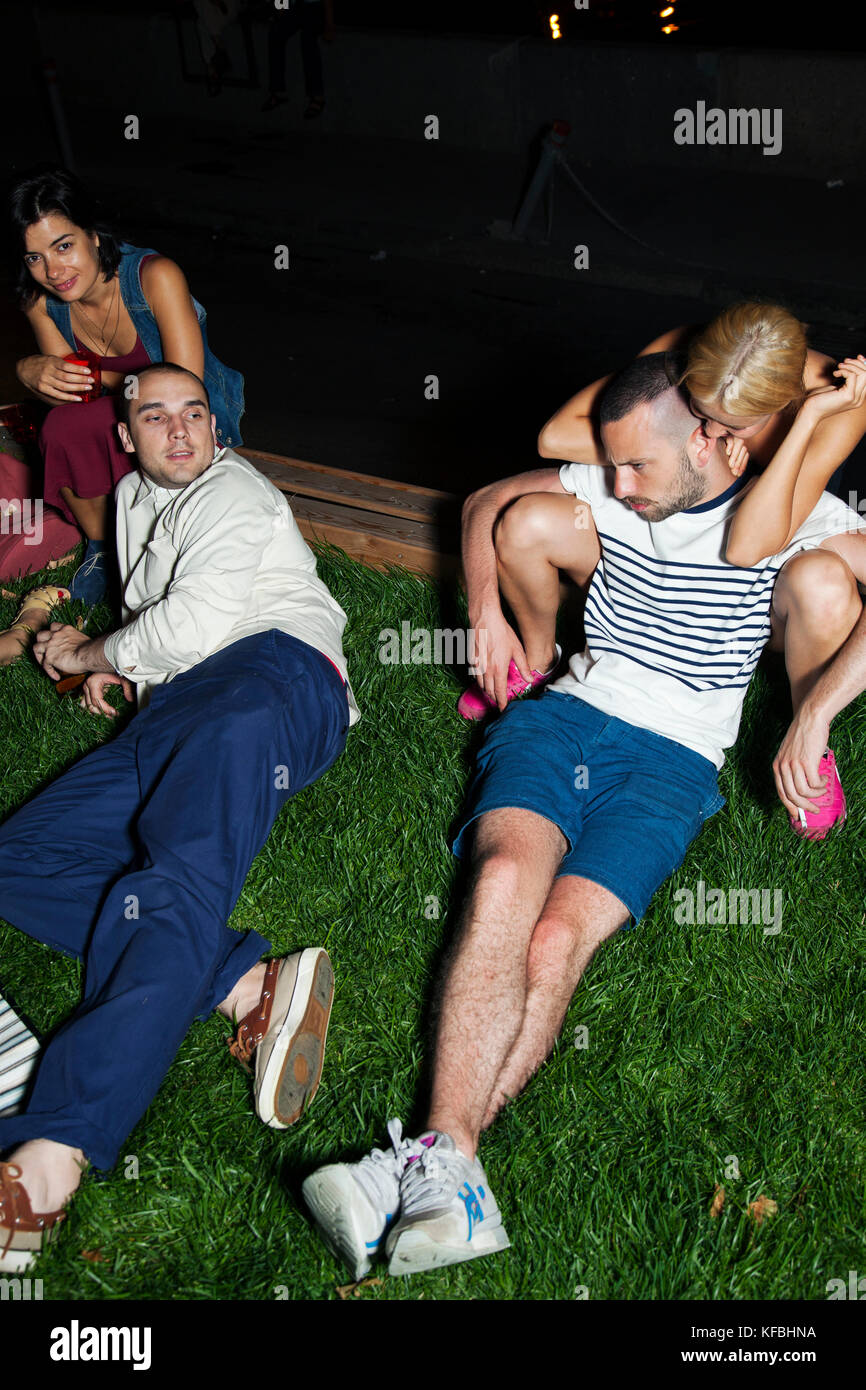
[458,303,866,838]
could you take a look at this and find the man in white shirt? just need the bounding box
[302,353,863,1280]
[0,363,357,1270]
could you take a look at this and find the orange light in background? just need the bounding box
[661,23,679,33]
[660,5,675,15]
[549,13,562,39]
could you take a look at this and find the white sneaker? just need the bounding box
[302,1119,422,1280]
[386,1131,511,1275]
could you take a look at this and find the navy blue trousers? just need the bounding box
[0,630,349,1170]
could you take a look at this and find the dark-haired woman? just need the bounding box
[0,168,244,664]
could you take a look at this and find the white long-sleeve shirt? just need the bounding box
[103,447,360,721]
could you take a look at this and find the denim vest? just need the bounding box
[44,242,245,447]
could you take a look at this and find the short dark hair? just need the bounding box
[598,351,688,426]
[118,362,211,429]
[6,166,123,308]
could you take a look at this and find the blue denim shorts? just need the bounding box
[451,689,725,924]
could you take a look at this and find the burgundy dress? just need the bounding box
[39,259,156,525]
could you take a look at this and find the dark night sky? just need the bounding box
[307,1,853,51]
[60,2,862,52]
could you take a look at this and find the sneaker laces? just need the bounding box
[399,1137,462,1218]
[72,549,105,582]
[352,1119,422,1210]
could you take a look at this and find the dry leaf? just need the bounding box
[48,552,77,570]
[748,1194,778,1226]
[336,1277,383,1300]
[709,1183,725,1218]
[1,589,18,600]
[80,1248,106,1262]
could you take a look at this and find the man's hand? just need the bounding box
[33,623,91,681]
[772,705,830,819]
[470,606,533,711]
[78,672,135,717]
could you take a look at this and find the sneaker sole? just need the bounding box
[387,1222,511,1275]
[302,1166,378,1281]
[256,948,334,1129]
[0,1244,37,1274]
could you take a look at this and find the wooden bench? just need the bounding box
[0,405,461,581]
[238,448,461,579]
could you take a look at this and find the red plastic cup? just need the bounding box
[64,352,102,403]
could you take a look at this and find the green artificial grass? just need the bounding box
[0,545,864,1301]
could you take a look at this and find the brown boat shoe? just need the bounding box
[0,1162,67,1273]
[227,950,334,1130]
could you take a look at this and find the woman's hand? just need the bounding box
[723,436,750,477]
[16,353,94,403]
[79,671,135,717]
[802,355,866,422]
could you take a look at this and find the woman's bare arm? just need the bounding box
[726,356,866,566]
[140,257,206,381]
[16,297,93,403]
[537,325,690,462]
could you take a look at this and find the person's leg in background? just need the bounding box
[262,5,304,111]
[299,1,326,116]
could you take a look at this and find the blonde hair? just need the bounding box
[681,302,808,418]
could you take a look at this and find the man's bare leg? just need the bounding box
[425,807,567,1159]
[493,493,601,674]
[217,960,266,1022]
[3,1139,86,1215]
[481,876,629,1132]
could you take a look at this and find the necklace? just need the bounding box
[73,277,121,357]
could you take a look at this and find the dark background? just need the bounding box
[1,0,863,494]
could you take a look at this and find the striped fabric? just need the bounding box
[554,463,865,768]
[585,531,777,692]
[0,992,39,1118]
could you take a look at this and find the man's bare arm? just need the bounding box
[462,467,569,706]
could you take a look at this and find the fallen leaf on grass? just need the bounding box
[709,1183,725,1218]
[1,589,18,600]
[336,1277,383,1300]
[80,1249,106,1263]
[48,553,77,570]
[747,1195,778,1226]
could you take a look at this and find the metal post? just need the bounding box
[511,119,570,240]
